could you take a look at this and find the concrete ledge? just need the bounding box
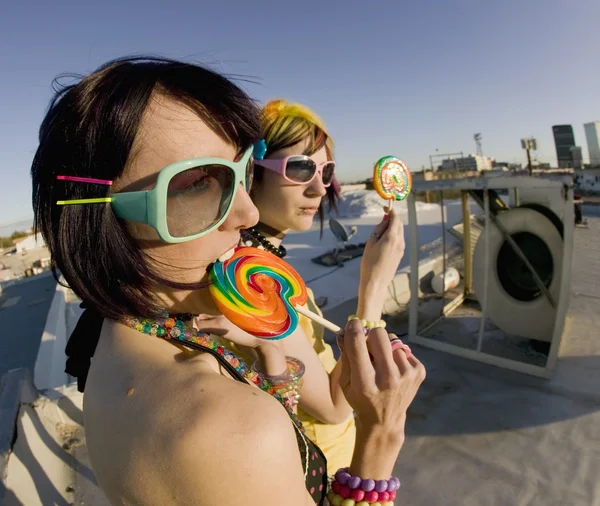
[33,282,70,395]
[1,381,108,506]
[0,369,37,504]
[4,389,79,506]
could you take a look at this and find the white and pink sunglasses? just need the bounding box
[255,155,336,187]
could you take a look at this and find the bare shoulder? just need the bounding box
[84,356,313,506]
[166,379,313,505]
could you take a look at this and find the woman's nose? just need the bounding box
[219,184,259,232]
[305,171,327,198]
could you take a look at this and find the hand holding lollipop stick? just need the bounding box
[210,247,341,339]
[373,156,412,211]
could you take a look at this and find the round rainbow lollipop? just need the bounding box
[210,247,340,339]
[373,156,412,210]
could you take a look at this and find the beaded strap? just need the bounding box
[124,316,306,431]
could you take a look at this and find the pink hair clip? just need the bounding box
[56,175,113,186]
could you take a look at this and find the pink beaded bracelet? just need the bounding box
[326,490,396,505]
[331,468,400,505]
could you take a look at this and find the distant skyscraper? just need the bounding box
[552,125,576,168]
[570,147,583,169]
[584,122,600,167]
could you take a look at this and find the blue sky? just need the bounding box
[1,0,599,229]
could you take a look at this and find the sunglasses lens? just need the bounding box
[246,156,254,191]
[322,162,335,186]
[285,156,317,183]
[166,164,234,238]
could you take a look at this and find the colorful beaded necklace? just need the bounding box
[124,315,305,431]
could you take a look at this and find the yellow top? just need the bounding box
[219,288,356,473]
[296,288,356,473]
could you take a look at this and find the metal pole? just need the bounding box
[407,192,419,340]
[441,192,446,311]
[477,189,490,351]
[461,191,473,296]
[546,184,574,372]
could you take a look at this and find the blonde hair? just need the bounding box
[261,99,334,159]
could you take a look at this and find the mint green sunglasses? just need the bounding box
[57,145,254,243]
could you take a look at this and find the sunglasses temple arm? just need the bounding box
[110,191,150,224]
[254,159,281,170]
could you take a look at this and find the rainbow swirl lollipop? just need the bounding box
[373,156,412,203]
[209,247,309,339]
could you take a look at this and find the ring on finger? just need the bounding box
[390,338,412,359]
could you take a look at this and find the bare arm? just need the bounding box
[194,313,352,425]
[287,209,406,424]
[357,209,406,322]
[281,323,353,424]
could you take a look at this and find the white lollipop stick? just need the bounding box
[295,304,341,333]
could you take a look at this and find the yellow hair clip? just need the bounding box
[56,198,113,205]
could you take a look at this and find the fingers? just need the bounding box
[389,336,426,385]
[385,210,405,248]
[365,328,397,376]
[373,209,405,249]
[254,342,288,376]
[390,336,412,360]
[407,354,427,384]
[193,315,257,348]
[194,314,214,321]
[383,333,412,372]
[337,335,351,391]
[194,315,224,333]
[341,319,375,385]
[368,212,391,243]
[391,340,411,375]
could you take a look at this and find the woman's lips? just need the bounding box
[298,207,318,216]
[217,243,238,262]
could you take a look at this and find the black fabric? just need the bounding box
[65,304,104,392]
[65,305,198,393]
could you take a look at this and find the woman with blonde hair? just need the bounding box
[240,99,407,471]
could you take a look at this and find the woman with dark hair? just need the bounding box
[32,57,425,506]
[243,99,406,471]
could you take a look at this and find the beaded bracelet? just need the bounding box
[348,315,387,330]
[327,489,396,505]
[327,468,400,505]
[251,357,305,409]
[252,357,305,385]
